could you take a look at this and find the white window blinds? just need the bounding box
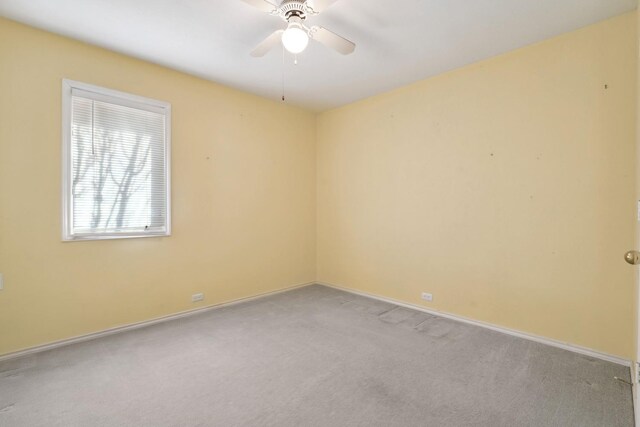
[62,81,171,240]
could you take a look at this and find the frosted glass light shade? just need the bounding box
[282,25,309,54]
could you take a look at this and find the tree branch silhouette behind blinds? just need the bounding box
[63,82,170,240]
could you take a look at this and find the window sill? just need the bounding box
[62,232,170,242]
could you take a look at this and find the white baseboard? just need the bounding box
[318,281,631,367]
[0,281,315,362]
[2,280,631,369]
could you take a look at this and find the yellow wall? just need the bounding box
[1,13,638,360]
[0,18,317,355]
[317,13,637,359]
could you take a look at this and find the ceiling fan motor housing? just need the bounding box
[279,0,307,21]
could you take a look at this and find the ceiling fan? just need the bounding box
[241,0,356,57]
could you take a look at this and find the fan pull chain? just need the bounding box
[281,45,285,102]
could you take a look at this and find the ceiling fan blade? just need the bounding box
[307,0,339,13]
[309,26,355,55]
[250,30,284,57]
[240,0,279,13]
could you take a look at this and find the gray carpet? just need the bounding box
[0,284,634,426]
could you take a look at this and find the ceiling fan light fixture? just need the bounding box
[246,0,355,58]
[281,23,309,54]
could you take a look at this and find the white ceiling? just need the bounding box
[0,0,636,111]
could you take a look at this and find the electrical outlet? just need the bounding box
[191,293,204,303]
[421,292,433,302]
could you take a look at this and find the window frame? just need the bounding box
[61,79,172,241]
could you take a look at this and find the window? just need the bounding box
[62,80,171,241]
